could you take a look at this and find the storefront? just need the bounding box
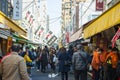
[83,1,120,50]
[0,28,11,56]
[70,27,83,43]
[12,33,29,46]
[0,11,27,56]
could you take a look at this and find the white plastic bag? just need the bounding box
[53,55,58,65]
[89,65,92,71]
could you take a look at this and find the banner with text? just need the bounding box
[96,0,104,11]
[13,0,22,20]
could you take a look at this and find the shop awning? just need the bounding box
[12,33,28,43]
[83,1,120,39]
[0,11,27,36]
[70,28,83,42]
[19,35,29,40]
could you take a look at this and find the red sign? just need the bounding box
[96,0,104,11]
[38,27,44,36]
[45,31,53,40]
[66,32,69,43]
[111,28,120,48]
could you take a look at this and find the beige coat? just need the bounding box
[0,52,30,80]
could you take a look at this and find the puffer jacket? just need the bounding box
[72,50,88,70]
[24,53,32,68]
[105,51,119,68]
[0,52,29,80]
[91,51,100,71]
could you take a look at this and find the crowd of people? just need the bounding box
[91,46,120,80]
[0,44,120,80]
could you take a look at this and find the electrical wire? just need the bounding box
[49,16,61,21]
[38,16,61,24]
[81,0,94,17]
[22,1,34,12]
[82,5,95,12]
[78,0,94,26]
[49,17,61,24]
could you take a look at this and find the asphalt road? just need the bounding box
[30,67,92,80]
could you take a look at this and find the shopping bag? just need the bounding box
[26,62,34,67]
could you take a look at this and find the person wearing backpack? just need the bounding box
[72,44,88,80]
[105,47,119,80]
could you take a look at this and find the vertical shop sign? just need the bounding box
[47,35,57,46]
[25,11,30,20]
[96,0,103,11]
[34,26,41,35]
[38,27,44,36]
[111,28,120,48]
[45,31,53,40]
[13,0,22,20]
[66,32,69,43]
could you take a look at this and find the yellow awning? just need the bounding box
[19,35,29,40]
[0,11,27,36]
[83,1,120,39]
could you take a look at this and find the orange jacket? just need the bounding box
[91,51,100,70]
[99,51,108,66]
[105,51,119,68]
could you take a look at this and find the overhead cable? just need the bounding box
[81,0,94,17]
[49,17,61,24]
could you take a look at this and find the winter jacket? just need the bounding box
[91,51,100,71]
[105,51,118,68]
[58,52,70,72]
[72,50,88,70]
[99,51,108,66]
[24,54,32,67]
[0,52,29,80]
[41,52,48,66]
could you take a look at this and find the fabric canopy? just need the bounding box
[0,11,27,36]
[83,2,120,39]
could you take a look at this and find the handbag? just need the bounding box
[26,61,33,67]
[64,60,71,66]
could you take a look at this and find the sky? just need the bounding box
[47,0,62,37]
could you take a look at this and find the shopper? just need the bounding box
[105,47,119,80]
[36,47,42,71]
[49,48,56,72]
[72,44,88,80]
[58,47,70,80]
[41,48,48,73]
[91,47,101,80]
[0,45,29,80]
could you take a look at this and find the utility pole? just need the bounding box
[76,2,79,31]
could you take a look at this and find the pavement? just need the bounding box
[30,66,92,80]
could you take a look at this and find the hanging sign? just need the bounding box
[111,28,120,48]
[47,35,57,46]
[96,0,104,11]
[13,0,22,20]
